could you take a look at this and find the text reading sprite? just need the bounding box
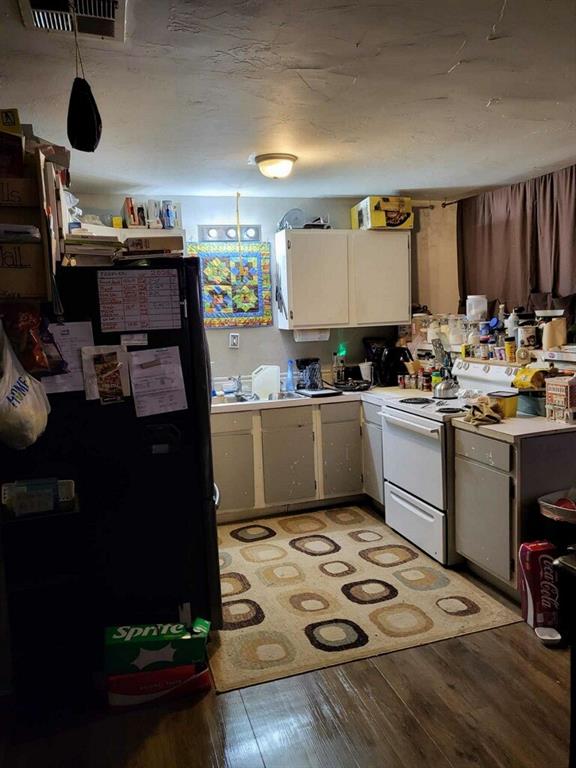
[112,624,187,642]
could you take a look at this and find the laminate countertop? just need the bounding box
[211,386,421,414]
[452,414,576,444]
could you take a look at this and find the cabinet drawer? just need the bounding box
[211,412,253,434]
[384,482,446,563]
[454,429,511,472]
[321,401,360,423]
[362,402,382,426]
[261,406,313,430]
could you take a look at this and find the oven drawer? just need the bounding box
[384,482,446,563]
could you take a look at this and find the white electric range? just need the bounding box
[379,396,467,565]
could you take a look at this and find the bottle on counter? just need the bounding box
[286,359,295,392]
[504,336,517,362]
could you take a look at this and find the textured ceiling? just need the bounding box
[1,0,575,197]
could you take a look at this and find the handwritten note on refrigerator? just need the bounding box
[129,346,188,417]
[98,269,182,333]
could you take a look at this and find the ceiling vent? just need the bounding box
[18,1,127,41]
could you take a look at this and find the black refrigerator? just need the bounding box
[0,258,222,698]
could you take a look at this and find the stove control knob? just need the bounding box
[483,365,490,373]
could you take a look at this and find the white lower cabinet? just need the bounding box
[211,399,388,518]
[321,402,362,497]
[261,407,317,504]
[362,402,384,504]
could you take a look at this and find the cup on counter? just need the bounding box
[359,361,373,383]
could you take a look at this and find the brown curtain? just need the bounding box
[458,164,576,313]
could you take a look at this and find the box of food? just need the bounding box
[104,618,210,675]
[107,662,212,707]
[0,243,49,300]
[350,196,413,230]
[0,177,38,206]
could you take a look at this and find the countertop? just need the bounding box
[211,386,421,414]
[452,414,576,443]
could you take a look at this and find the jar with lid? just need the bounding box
[466,294,488,321]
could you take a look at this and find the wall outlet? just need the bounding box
[229,333,240,349]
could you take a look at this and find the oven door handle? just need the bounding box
[380,412,441,439]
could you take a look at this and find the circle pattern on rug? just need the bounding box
[289,535,341,557]
[436,595,481,616]
[278,515,326,534]
[359,545,418,568]
[304,619,369,652]
[394,567,450,591]
[241,543,287,563]
[221,571,251,597]
[348,529,383,543]
[277,588,339,617]
[232,630,297,670]
[319,560,357,577]
[290,591,330,612]
[341,579,398,604]
[219,551,232,571]
[256,561,305,587]
[325,507,365,525]
[369,604,434,637]
[230,524,277,543]
[222,599,265,630]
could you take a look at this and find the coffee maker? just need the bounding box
[363,338,412,387]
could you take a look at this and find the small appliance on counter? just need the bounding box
[363,338,413,387]
[331,363,372,392]
[295,357,323,390]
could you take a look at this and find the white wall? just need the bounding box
[80,194,458,376]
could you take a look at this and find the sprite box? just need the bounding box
[105,618,210,675]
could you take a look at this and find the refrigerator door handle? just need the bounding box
[213,483,220,510]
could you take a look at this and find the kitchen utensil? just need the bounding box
[251,365,281,400]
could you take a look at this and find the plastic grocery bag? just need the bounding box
[0,321,50,449]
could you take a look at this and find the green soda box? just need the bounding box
[105,618,210,675]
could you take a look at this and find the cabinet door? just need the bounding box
[322,415,363,497]
[349,230,410,325]
[287,231,349,327]
[362,421,384,504]
[262,407,316,504]
[212,433,255,512]
[455,456,511,581]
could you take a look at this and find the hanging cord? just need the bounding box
[236,191,242,255]
[69,1,86,79]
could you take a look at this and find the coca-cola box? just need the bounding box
[518,541,560,628]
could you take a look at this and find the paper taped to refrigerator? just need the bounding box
[43,321,94,394]
[129,346,188,418]
[98,269,182,333]
[82,345,131,402]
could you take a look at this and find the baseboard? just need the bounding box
[216,495,369,525]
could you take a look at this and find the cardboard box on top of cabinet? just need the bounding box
[350,196,414,230]
[0,243,49,300]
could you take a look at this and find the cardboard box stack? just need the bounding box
[104,618,211,707]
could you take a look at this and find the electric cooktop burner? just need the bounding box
[437,406,464,414]
[399,397,432,404]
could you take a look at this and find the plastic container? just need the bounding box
[466,295,488,321]
[488,390,518,418]
[285,359,295,392]
[538,491,576,524]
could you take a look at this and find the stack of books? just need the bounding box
[63,233,124,266]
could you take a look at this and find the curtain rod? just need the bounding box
[441,199,459,208]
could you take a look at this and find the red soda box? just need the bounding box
[107,663,212,708]
[518,541,560,628]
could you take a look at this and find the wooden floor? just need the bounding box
[1,622,570,768]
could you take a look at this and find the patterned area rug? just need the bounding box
[209,506,520,692]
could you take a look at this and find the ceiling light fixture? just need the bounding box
[255,153,297,179]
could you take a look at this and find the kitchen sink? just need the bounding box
[268,392,306,400]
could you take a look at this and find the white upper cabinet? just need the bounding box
[348,230,411,326]
[275,230,349,329]
[275,229,411,329]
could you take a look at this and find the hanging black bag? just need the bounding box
[67,76,102,152]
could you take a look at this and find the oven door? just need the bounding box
[381,406,446,510]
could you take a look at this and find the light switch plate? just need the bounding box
[229,333,240,349]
